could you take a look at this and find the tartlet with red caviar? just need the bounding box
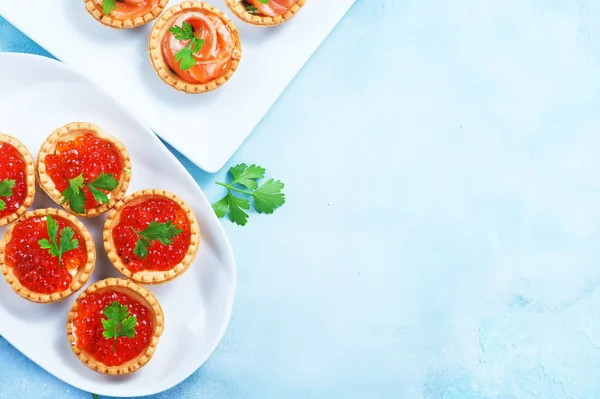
[225,0,306,26]
[37,122,132,218]
[0,208,95,303]
[0,134,35,227]
[104,189,200,285]
[85,0,169,29]
[149,1,242,94]
[67,278,164,375]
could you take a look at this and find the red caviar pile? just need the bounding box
[73,291,154,366]
[5,216,87,293]
[112,198,191,272]
[0,142,28,219]
[45,133,123,210]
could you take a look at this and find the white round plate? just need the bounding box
[0,53,236,397]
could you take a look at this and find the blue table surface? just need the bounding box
[3,0,600,398]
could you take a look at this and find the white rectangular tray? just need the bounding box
[0,0,355,172]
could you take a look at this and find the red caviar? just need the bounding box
[45,133,123,210]
[112,198,191,272]
[0,142,28,219]
[5,216,87,294]
[73,291,154,366]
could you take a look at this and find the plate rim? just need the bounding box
[0,51,237,397]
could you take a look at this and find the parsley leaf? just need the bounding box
[102,0,117,15]
[260,0,268,3]
[0,179,15,211]
[169,22,205,71]
[38,215,79,268]
[101,301,137,352]
[132,221,183,259]
[253,179,286,214]
[212,164,285,226]
[246,5,259,14]
[62,172,118,214]
[61,174,86,214]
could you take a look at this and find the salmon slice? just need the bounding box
[247,0,297,16]
[162,11,236,84]
[96,0,159,19]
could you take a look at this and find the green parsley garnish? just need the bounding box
[246,5,259,14]
[101,301,137,352]
[169,22,205,71]
[212,164,286,226]
[92,394,100,399]
[0,179,15,211]
[61,172,118,214]
[38,215,79,268]
[132,221,183,259]
[102,0,117,15]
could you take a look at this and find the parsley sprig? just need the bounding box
[101,301,137,352]
[0,179,15,211]
[102,0,116,15]
[212,164,285,226]
[61,172,118,214]
[38,215,79,268]
[132,221,183,259]
[169,22,205,71]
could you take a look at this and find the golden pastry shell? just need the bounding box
[148,1,242,94]
[0,134,35,227]
[104,189,201,285]
[37,122,132,218]
[224,0,306,27]
[84,0,169,29]
[0,208,96,303]
[67,278,165,375]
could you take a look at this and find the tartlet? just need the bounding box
[67,278,164,375]
[0,134,35,227]
[148,1,242,94]
[104,189,200,285]
[224,0,306,26]
[37,122,132,218]
[0,208,95,303]
[84,0,169,29]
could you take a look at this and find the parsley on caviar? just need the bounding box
[0,179,15,211]
[169,22,205,71]
[212,164,286,226]
[101,301,137,352]
[38,215,79,268]
[102,0,116,15]
[131,221,183,259]
[62,172,119,214]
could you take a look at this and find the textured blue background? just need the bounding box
[3,0,600,398]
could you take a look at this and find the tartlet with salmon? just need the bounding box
[104,189,200,285]
[85,0,169,29]
[0,208,95,303]
[67,278,164,375]
[149,1,242,94]
[37,122,132,218]
[225,0,306,26]
[0,134,35,227]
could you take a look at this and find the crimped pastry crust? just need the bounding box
[37,122,132,218]
[148,1,242,94]
[67,278,165,375]
[104,189,201,285]
[224,0,306,26]
[0,208,96,303]
[84,0,169,29]
[0,134,35,227]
